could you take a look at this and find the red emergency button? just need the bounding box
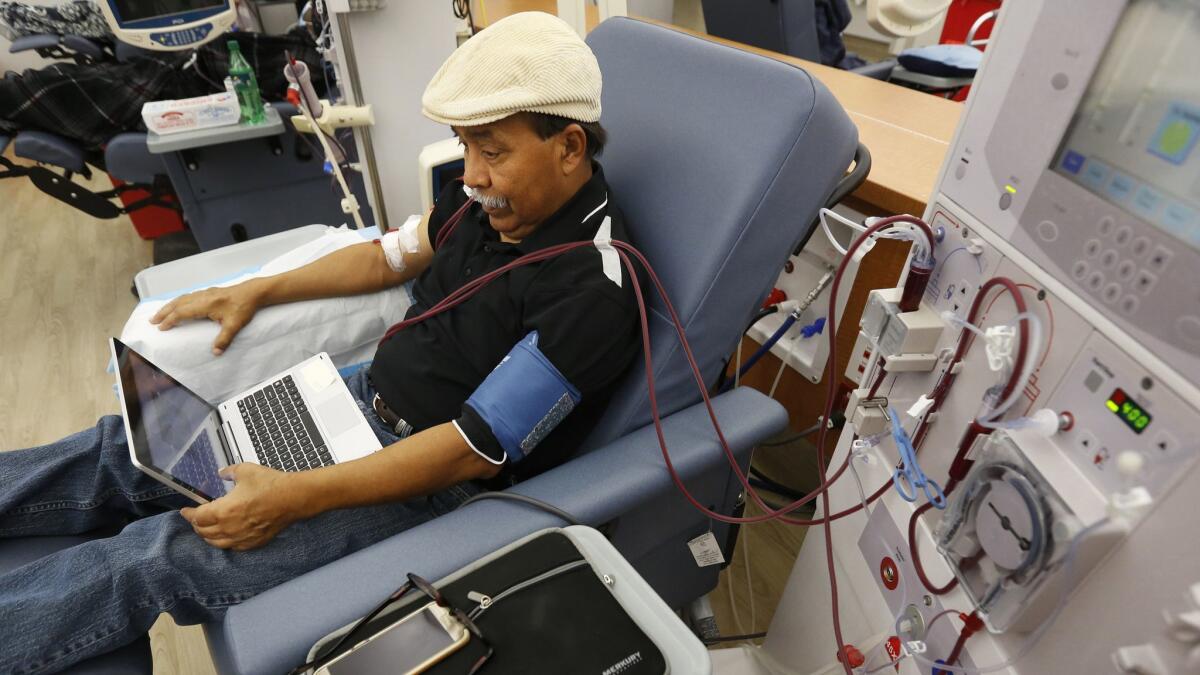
[880,556,899,590]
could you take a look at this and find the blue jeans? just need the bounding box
[0,367,478,674]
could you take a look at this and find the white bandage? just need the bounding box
[381,215,423,273]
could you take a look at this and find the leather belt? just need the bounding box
[371,393,414,438]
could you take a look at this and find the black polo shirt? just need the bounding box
[368,165,641,484]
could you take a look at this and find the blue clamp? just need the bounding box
[800,317,826,338]
[890,408,946,509]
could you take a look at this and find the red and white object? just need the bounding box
[142,92,240,136]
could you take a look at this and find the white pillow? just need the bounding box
[119,226,414,404]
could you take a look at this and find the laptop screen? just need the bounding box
[112,339,228,501]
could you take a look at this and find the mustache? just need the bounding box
[463,186,509,210]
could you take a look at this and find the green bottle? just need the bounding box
[227,40,266,125]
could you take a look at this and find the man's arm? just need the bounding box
[151,210,436,353]
[247,212,436,307]
[180,422,500,551]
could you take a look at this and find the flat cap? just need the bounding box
[422,11,602,127]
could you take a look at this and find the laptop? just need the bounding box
[110,338,382,504]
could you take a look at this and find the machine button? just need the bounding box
[1086,270,1106,291]
[999,191,1013,210]
[1100,249,1119,270]
[1098,216,1116,236]
[1131,236,1152,258]
[1051,72,1069,90]
[1071,260,1090,281]
[1114,225,1134,246]
[1120,295,1140,316]
[955,162,967,179]
[1148,246,1174,272]
[1134,270,1158,295]
[1117,259,1137,282]
[1102,283,1122,304]
[1084,239,1102,258]
[1036,220,1059,242]
[1178,315,1200,346]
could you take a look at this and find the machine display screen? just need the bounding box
[1106,387,1152,434]
[110,0,224,23]
[1051,0,1200,252]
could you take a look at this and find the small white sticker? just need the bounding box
[687,532,726,567]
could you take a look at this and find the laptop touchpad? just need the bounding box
[317,396,360,438]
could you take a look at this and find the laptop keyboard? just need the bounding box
[174,432,227,498]
[237,375,334,472]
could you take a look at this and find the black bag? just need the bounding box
[305,529,668,675]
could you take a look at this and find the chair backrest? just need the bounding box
[699,0,821,62]
[579,18,857,452]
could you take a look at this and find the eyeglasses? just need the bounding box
[289,572,493,675]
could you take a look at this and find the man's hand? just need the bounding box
[149,282,262,355]
[180,464,305,551]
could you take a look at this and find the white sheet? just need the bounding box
[120,226,413,404]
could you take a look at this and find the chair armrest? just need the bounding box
[132,225,332,299]
[60,34,103,58]
[105,133,164,185]
[8,34,59,53]
[13,130,85,172]
[8,34,105,60]
[206,387,787,674]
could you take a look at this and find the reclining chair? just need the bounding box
[0,16,857,674]
[1,37,374,252]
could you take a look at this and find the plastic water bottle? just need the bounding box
[226,40,266,124]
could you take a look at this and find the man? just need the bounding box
[0,12,640,672]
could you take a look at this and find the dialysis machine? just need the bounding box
[714,1,1200,673]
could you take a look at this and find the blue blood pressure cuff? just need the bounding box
[454,331,582,465]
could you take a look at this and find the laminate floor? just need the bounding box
[0,149,217,675]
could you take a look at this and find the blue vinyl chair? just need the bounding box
[0,17,857,673]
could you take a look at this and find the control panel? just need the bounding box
[149,24,214,48]
[935,0,1200,384]
[1045,332,1196,499]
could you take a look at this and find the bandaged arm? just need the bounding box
[453,331,582,465]
[378,215,424,273]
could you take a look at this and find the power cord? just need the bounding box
[456,492,583,527]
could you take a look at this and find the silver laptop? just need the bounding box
[110,337,382,504]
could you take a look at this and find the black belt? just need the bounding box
[371,393,414,438]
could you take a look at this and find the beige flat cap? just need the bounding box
[422,11,602,127]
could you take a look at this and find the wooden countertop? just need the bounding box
[478,3,962,214]
[639,19,961,215]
